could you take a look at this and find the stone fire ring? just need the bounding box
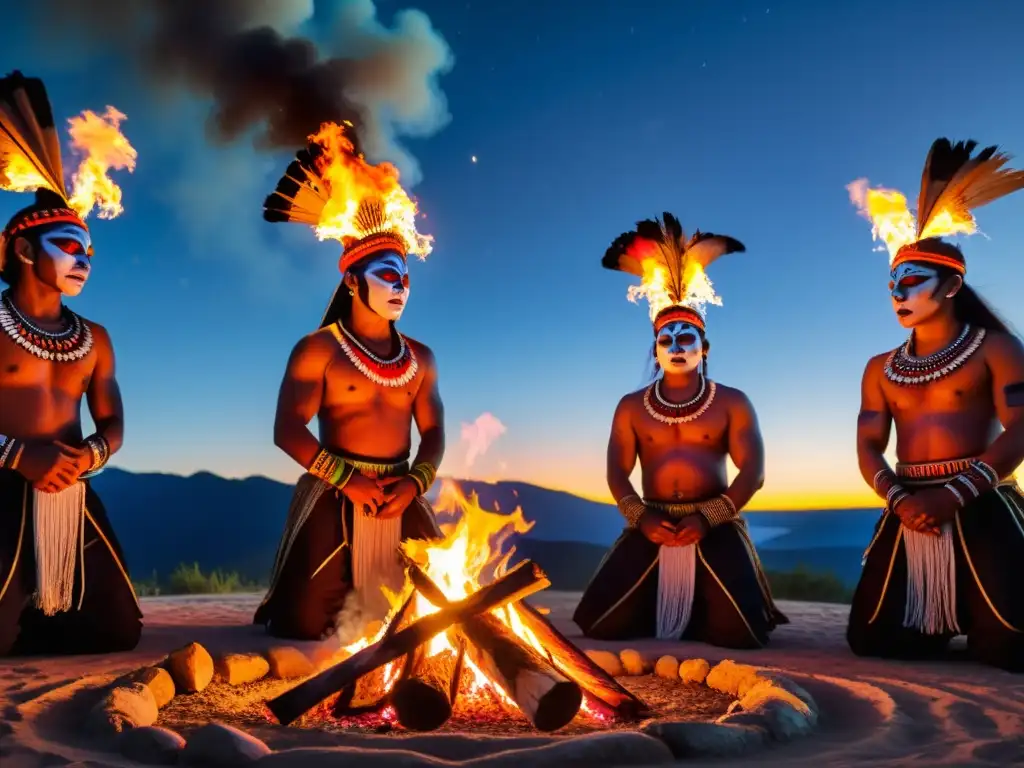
[17,643,819,766]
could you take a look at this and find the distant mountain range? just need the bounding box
[90,469,880,590]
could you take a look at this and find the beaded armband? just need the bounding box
[83,434,111,474]
[409,462,437,495]
[700,495,738,528]
[309,448,355,489]
[617,494,646,529]
[944,460,999,509]
[0,434,16,469]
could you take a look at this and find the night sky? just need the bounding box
[4,0,1024,509]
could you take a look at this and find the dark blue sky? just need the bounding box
[4,0,1024,508]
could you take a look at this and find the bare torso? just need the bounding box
[622,383,737,501]
[872,341,1000,463]
[0,324,95,443]
[316,331,429,461]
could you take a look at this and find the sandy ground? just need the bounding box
[2,592,1024,767]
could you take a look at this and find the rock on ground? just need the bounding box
[118,726,187,765]
[642,719,767,758]
[182,723,271,766]
[654,655,679,680]
[618,649,652,676]
[88,683,159,738]
[583,650,623,677]
[168,643,215,694]
[216,654,271,686]
[678,658,710,684]
[128,667,176,708]
[266,647,314,680]
[705,660,759,697]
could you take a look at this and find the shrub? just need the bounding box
[766,565,852,604]
[162,563,262,595]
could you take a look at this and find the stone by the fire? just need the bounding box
[181,722,271,766]
[168,642,215,693]
[267,646,314,679]
[216,653,270,686]
[128,666,176,708]
[678,658,710,684]
[735,676,819,740]
[642,720,766,758]
[583,649,624,677]
[88,683,158,737]
[705,660,759,697]
[477,731,674,766]
[619,648,651,676]
[654,655,680,680]
[118,725,187,765]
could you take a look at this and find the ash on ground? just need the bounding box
[157,674,733,741]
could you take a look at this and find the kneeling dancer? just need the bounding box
[573,213,786,648]
[848,138,1024,671]
[254,126,444,640]
[0,71,140,655]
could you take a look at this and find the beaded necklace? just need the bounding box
[0,289,93,362]
[334,321,418,387]
[884,324,986,386]
[643,376,717,424]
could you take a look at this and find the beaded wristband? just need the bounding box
[410,462,437,495]
[971,460,999,486]
[944,462,998,509]
[700,495,738,527]
[617,494,646,529]
[873,468,900,500]
[309,448,355,490]
[84,434,111,474]
[0,435,15,469]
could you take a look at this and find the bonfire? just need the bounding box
[266,482,650,733]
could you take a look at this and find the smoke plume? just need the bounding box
[460,413,507,470]
[29,0,454,182]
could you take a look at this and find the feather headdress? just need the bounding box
[849,138,1024,273]
[263,122,431,276]
[0,71,136,272]
[603,212,745,334]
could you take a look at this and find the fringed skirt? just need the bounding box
[572,499,787,650]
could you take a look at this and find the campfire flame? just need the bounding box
[626,258,721,322]
[309,122,433,258]
[0,106,136,220]
[847,178,977,262]
[333,480,609,722]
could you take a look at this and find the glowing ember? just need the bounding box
[847,178,977,262]
[67,107,137,219]
[308,122,432,257]
[627,258,720,322]
[326,480,612,724]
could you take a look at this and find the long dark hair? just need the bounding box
[318,254,400,346]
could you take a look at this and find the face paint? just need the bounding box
[361,250,409,321]
[655,321,703,375]
[889,261,942,327]
[32,224,93,297]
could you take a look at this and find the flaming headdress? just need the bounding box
[0,71,137,270]
[263,122,432,326]
[602,212,744,334]
[849,138,1024,274]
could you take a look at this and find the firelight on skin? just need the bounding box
[889,262,944,327]
[31,224,93,297]
[364,250,410,322]
[655,321,703,375]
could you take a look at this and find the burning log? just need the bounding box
[403,558,583,732]
[267,559,549,726]
[390,636,466,731]
[516,604,651,720]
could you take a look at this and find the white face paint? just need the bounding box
[33,224,93,297]
[361,250,410,321]
[655,321,704,375]
[889,262,942,327]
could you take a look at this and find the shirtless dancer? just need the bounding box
[0,72,140,655]
[848,138,1024,671]
[573,213,785,648]
[254,128,444,640]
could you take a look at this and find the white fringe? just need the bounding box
[352,510,404,621]
[902,523,960,635]
[656,544,697,640]
[33,483,85,616]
